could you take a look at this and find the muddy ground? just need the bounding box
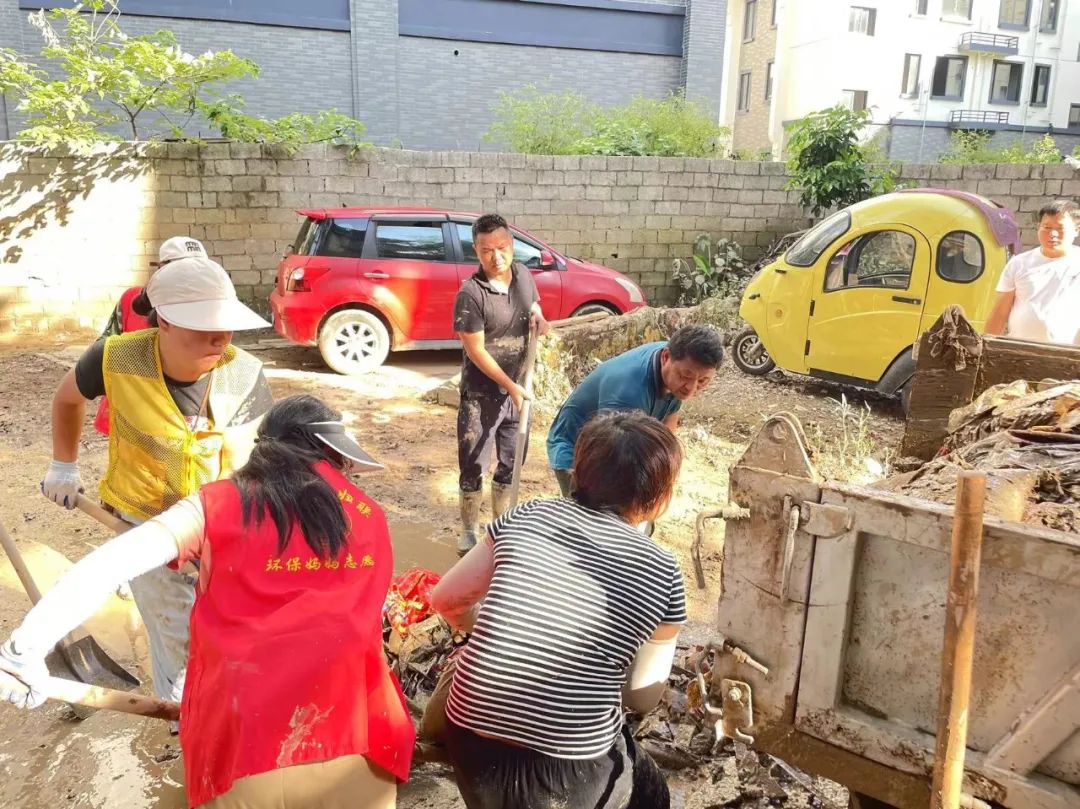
[0,338,901,808]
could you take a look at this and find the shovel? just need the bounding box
[507,325,539,510]
[0,515,140,712]
[0,669,176,721]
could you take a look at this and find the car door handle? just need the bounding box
[892,295,921,305]
[363,272,390,280]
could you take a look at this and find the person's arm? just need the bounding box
[52,368,88,463]
[663,413,680,431]
[430,534,495,633]
[984,290,1015,336]
[530,301,550,336]
[460,331,529,411]
[0,496,204,708]
[623,622,680,715]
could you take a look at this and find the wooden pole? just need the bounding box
[930,471,987,809]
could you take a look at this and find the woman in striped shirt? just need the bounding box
[431,410,686,809]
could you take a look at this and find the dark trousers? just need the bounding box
[554,468,574,497]
[445,720,669,809]
[458,394,526,492]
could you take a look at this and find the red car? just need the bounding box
[269,207,648,374]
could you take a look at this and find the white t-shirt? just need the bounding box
[996,248,1080,344]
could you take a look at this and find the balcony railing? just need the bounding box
[949,110,1010,127]
[958,31,1019,55]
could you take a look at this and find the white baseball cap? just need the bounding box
[157,236,207,264]
[147,256,270,332]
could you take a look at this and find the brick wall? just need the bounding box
[1,141,1074,336]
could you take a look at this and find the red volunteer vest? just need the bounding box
[93,287,152,436]
[181,462,414,807]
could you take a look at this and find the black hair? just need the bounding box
[232,394,351,558]
[472,212,510,242]
[668,325,724,368]
[131,289,159,327]
[573,411,682,520]
[1038,199,1080,223]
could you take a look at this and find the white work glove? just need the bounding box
[0,639,48,709]
[40,460,82,509]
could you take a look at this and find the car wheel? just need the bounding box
[731,325,776,376]
[318,309,391,375]
[570,302,619,318]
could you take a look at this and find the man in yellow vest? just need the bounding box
[41,256,272,713]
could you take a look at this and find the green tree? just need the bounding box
[0,0,367,151]
[784,106,897,217]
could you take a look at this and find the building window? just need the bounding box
[841,89,869,112]
[915,0,928,13]
[943,0,973,18]
[901,53,921,96]
[999,0,1030,28]
[1040,0,1060,31]
[1031,65,1051,106]
[931,56,967,99]
[1069,105,1080,128]
[765,61,775,100]
[772,0,779,26]
[849,6,877,34]
[738,71,752,111]
[989,61,1023,104]
[743,0,757,41]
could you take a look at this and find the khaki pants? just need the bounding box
[200,755,396,809]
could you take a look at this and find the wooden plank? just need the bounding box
[799,708,1080,809]
[901,313,981,460]
[986,661,1080,777]
[795,488,860,714]
[977,338,1080,393]
[822,483,1080,584]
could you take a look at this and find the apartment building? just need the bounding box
[721,0,1080,161]
[1,0,726,151]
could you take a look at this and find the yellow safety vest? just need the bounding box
[99,329,264,520]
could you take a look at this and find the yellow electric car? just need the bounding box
[731,189,1021,407]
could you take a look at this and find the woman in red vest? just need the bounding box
[0,394,415,808]
[93,236,208,435]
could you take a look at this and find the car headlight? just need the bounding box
[615,277,643,303]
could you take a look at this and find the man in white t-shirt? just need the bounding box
[986,198,1080,345]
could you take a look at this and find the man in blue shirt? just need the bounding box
[547,325,724,497]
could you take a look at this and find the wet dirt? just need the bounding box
[0,339,902,808]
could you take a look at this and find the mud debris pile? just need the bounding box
[881,379,1080,532]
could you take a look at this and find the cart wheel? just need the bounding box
[731,325,776,376]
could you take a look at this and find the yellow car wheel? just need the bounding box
[731,326,776,376]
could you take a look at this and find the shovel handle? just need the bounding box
[508,327,539,510]
[0,670,178,721]
[0,517,44,604]
[75,496,130,535]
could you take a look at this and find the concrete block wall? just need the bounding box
[0,141,1073,336]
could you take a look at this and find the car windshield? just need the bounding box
[786,211,851,267]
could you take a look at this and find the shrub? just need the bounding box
[485,86,729,158]
[671,236,749,306]
[784,106,898,216]
[939,131,1062,165]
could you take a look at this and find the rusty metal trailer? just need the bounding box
[694,320,1080,809]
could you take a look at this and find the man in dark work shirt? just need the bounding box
[452,213,550,555]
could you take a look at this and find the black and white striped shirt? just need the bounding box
[445,498,687,759]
